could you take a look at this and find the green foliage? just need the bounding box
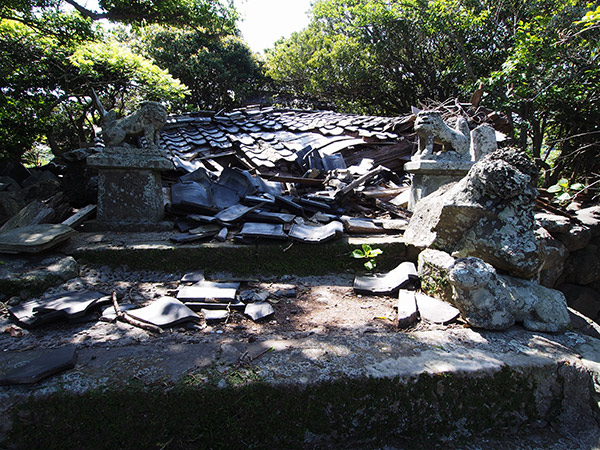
[135,25,264,110]
[1,0,238,33]
[0,0,237,162]
[351,244,383,271]
[547,177,585,204]
[0,18,188,162]
[493,0,599,180]
[70,39,189,105]
[266,0,513,114]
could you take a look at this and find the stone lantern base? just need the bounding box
[87,147,174,230]
[404,158,473,211]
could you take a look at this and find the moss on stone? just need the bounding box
[6,367,538,450]
[73,240,409,276]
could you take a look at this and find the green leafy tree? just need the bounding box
[0,18,188,161]
[488,0,600,183]
[135,25,264,111]
[266,0,512,114]
[0,0,236,163]
[1,0,238,34]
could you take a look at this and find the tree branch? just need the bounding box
[62,0,105,20]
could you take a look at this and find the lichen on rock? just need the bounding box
[404,147,542,278]
[418,249,570,332]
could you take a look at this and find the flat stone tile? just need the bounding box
[0,346,78,385]
[245,302,274,321]
[177,281,240,302]
[289,221,344,243]
[415,293,460,325]
[202,309,229,322]
[34,291,111,317]
[0,224,75,254]
[354,262,419,296]
[215,204,257,224]
[10,291,110,328]
[127,297,200,328]
[181,270,205,283]
[188,224,221,238]
[185,299,245,311]
[240,222,288,239]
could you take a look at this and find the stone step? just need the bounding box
[1,325,599,448]
[2,234,600,448]
[64,231,413,275]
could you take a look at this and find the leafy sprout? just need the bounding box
[351,244,383,271]
[547,178,585,205]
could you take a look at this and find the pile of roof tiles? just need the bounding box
[155,106,416,174]
[157,107,415,244]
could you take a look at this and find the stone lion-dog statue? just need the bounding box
[414,111,470,158]
[102,101,167,152]
[91,90,167,152]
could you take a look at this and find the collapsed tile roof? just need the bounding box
[153,106,416,175]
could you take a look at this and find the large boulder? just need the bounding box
[404,148,541,278]
[418,249,570,332]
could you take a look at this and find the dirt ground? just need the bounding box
[0,264,461,352]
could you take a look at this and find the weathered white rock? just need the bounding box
[418,249,570,332]
[535,212,572,234]
[404,148,542,278]
[447,257,570,332]
[575,206,600,237]
[555,225,592,252]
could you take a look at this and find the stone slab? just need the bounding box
[61,204,96,229]
[9,291,111,328]
[244,302,274,321]
[0,224,75,254]
[404,159,472,211]
[87,151,174,170]
[214,204,257,224]
[404,159,473,175]
[185,300,245,311]
[397,290,419,328]
[0,346,77,385]
[415,292,460,325]
[180,270,205,283]
[33,291,111,317]
[177,281,240,302]
[95,168,165,223]
[240,222,287,240]
[201,309,229,322]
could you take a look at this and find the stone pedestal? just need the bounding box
[87,147,174,228]
[404,158,473,211]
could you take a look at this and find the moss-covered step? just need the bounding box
[1,327,599,449]
[67,232,411,275]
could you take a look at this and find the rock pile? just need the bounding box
[536,205,600,323]
[405,148,572,331]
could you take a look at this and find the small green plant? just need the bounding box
[351,244,383,271]
[547,178,585,204]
